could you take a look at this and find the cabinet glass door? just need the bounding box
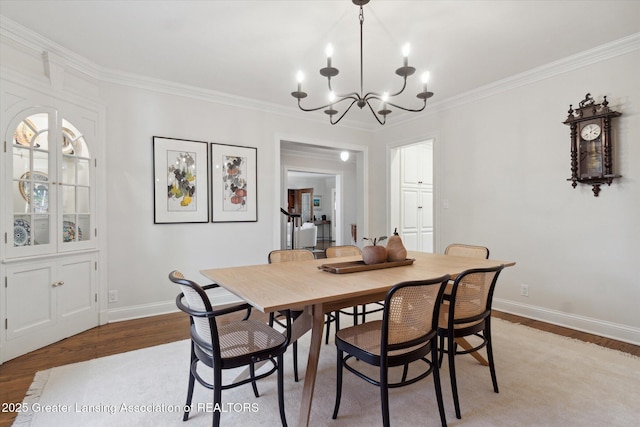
[60,119,91,244]
[8,112,93,254]
[11,113,52,249]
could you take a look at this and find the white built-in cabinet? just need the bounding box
[1,79,101,363]
[399,142,433,252]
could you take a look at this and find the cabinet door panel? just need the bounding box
[6,264,56,340]
[401,188,419,229]
[58,257,95,323]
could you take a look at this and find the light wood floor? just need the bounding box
[1,310,638,427]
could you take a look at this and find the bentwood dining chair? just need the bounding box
[325,245,384,327]
[437,265,504,419]
[268,249,338,382]
[332,276,450,427]
[444,243,490,259]
[169,271,291,427]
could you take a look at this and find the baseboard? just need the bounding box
[108,291,244,323]
[493,298,640,346]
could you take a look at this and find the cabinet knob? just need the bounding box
[52,281,64,287]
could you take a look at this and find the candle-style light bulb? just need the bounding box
[328,91,337,103]
[295,70,304,92]
[326,44,334,68]
[402,43,410,67]
[421,71,430,92]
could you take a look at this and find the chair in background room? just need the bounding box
[169,271,291,427]
[325,245,384,328]
[437,265,504,419]
[268,249,337,382]
[332,276,450,427]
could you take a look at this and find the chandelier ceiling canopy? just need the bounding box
[291,0,434,126]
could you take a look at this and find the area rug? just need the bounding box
[13,318,640,426]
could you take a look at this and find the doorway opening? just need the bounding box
[279,140,367,254]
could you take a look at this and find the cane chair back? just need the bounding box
[325,245,362,258]
[268,248,314,263]
[444,243,489,259]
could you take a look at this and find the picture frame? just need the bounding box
[313,195,323,210]
[153,136,210,223]
[210,143,257,222]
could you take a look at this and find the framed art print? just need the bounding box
[313,195,322,210]
[210,143,257,222]
[153,136,210,223]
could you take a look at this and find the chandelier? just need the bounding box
[291,0,434,125]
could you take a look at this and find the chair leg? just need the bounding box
[431,340,448,427]
[486,319,499,393]
[183,344,196,421]
[380,362,390,427]
[325,314,331,344]
[293,341,299,382]
[212,366,223,427]
[401,363,409,383]
[332,349,344,419]
[447,334,462,419]
[277,354,288,427]
[250,362,260,398]
[353,305,359,326]
[438,334,445,367]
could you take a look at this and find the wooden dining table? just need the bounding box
[201,250,515,427]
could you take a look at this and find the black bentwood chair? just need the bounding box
[325,245,385,327]
[169,271,291,427]
[437,265,504,419]
[332,276,450,427]
[268,249,338,382]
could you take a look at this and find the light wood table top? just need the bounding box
[201,250,515,427]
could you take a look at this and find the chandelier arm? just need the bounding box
[330,99,360,125]
[364,100,387,125]
[388,76,409,97]
[297,95,359,113]
[385,99,427,113]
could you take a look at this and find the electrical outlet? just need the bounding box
[520,284,529,297]
[108,290,118,303]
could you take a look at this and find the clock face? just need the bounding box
[580,123,601,141]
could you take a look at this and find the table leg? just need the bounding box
[455,337,489,366]
[297,303,324,427]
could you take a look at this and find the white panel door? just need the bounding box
[5,262,56,340]
[419,187,434,253]
[58,256,96,333]
[401,188,420,251]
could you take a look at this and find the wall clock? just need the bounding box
[563,93,622,197]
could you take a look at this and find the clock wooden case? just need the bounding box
[563,93,622,197]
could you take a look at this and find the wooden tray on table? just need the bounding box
[318,258,415,274]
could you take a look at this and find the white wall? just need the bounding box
[373,46,640,343]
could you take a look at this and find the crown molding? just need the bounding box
[384,32,640,131]
[2,16,637,134]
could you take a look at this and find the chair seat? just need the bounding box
[218,319,286,360]
[336,320,432,363]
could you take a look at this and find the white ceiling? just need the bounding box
[1,1,639,126]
